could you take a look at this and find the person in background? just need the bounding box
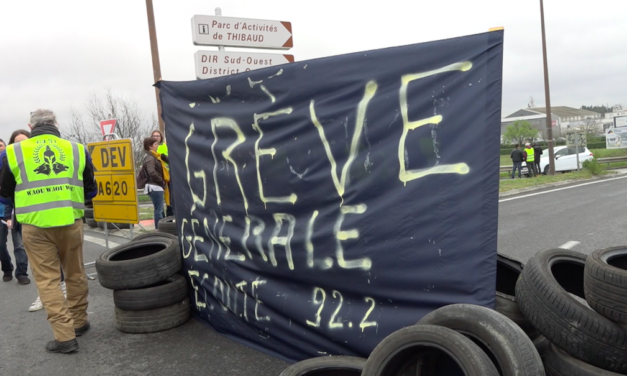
[142,137,170,226]
[523,142,537,178]
[509,143,524,179]
[0,110,97,353]
[0,136,29,285]
[150,130,173,217]
[151,130,168,157]
[533,143,543,175]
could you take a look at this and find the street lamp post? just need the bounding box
[540,0,555,175]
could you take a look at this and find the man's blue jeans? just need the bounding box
[148,190,165,226]
[0,223,28,277]
[512,161,522,178]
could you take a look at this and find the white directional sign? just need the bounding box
[195,51,294,79]
[191,15,293,49]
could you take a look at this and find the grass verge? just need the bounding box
[139,206,153,220]
[499,170,613,192]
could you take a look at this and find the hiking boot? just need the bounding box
[3,272,12,282]
[45,338,78,354]
[75,321,90,337]
[29,296,43,312]
[17,276,30,285]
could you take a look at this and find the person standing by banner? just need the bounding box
[523,142,537,177]
[533,143,543,175]
[0,109,97,353]
[149,130,173,217]
[0,136,29,285]
[509,143,524,179]
[142,137,170,226]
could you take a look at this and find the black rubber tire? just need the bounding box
[543,165,549,175]
[279,356,365,376]
[113,274,188,311]
[86,218,98,228]
[361,325,499,376]
[544,343,623,376]
[495,254,538,338]
[131,232,179,243]
[158,216,177,235]
[95,238,182,290]
[417,304,544,376]
[584,246,627,325]
[98,221,131,230]
[84,208,94,219]
[533,336,550,361]
[515,248,627,373]
[115,297,190,334]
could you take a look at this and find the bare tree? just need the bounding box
[64,89,153,168]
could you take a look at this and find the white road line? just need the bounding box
[499,174,627,202]
[84,235,120,249]
[559,241,580,249]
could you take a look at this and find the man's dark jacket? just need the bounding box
[510,148,524,163]
[534,145,543,161]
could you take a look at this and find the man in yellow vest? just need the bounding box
[524,142,538,177]
[0,109,97,354]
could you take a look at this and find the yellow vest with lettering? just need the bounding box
[6,135,86,228]
[524,147,535,162]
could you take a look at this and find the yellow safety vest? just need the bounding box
[6,135,86,228]
[524,147,535,162]
[157,143,168,157]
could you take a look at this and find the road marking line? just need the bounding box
[499,174,627,202]
[84,235,120,249]
[559,241,580,249]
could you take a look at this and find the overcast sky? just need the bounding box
[0,0,625,140]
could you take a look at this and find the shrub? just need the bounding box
[582,157,603,175]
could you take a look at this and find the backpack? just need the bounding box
[136,164,148,190]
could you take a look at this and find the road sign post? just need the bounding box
[88,138,138,247]
[566,130,586,171]
[194,51,294,79]
[191,15,293,49]
[100,119,117,140]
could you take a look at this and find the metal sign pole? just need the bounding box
[105,223,109,250]
[575,131,580,172]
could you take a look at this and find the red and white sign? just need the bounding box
[551,120,557,127]
[191,15,293,50]
[100,119,117,136]
[195,51,294,79]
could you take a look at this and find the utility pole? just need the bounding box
[540,0,555,175]
[146,0,165,134]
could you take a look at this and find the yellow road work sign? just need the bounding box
[88,139,138,223]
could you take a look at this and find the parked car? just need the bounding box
[522,146,594,175]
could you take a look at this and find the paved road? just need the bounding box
[498,174,627,263]
[1,177,625,375]
[0,229,287,376]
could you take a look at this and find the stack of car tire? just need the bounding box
[279,247,627,375]
[157,216,177,235]
[95,232,190,334]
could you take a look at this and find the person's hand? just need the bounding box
[6,219,12,229]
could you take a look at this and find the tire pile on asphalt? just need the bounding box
[157,216,177,235]
[95,232,190,334]
[279,247,627,375]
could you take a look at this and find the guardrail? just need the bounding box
[500,156,627,174]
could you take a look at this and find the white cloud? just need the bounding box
[0,0,625,138]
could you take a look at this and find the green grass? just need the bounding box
[138,194,151,203]
[499,170,612,192]
[139,207,153,220]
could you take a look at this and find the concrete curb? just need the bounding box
[498,169,627,198]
